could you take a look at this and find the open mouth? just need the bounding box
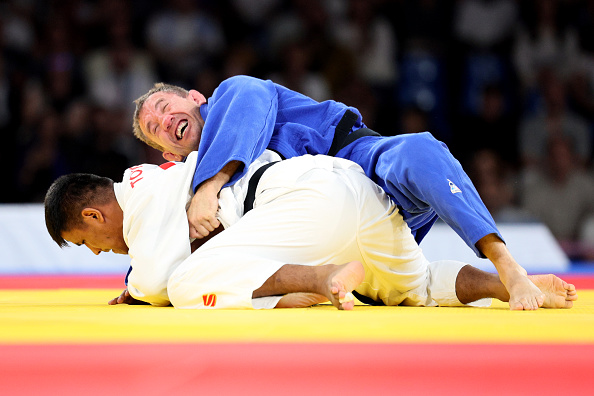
[176,120,188,140]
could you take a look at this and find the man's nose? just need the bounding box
[160,115,173,131]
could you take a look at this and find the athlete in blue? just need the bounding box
[132,75,547,310]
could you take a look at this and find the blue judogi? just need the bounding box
[192,75,500,257]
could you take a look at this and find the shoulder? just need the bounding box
[216,75,275,93]
[121,163,162,190]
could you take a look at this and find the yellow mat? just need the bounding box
[1,288,592,344]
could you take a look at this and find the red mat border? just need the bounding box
[0,343,591,395]
[0,275,125,289]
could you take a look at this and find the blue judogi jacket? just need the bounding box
[192,75,500,257]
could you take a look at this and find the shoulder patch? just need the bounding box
[448,179,462,194]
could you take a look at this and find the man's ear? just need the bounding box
[81,208,105,224]
[162,152,184,162]
[188,90,207,106]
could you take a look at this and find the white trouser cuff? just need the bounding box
[428,260,492,307]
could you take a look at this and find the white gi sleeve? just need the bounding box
[115,153,199,306]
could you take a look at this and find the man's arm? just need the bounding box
[188,161,241,238]
[476,233,545,310]
[191,76,278,193]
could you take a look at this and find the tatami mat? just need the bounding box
[1,276,592,395]
[0,288,593,344]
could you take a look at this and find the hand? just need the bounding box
[187,161,241,239]
[108,289,149,305]
[187,186,220,239]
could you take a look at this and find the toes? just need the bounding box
[511,298,539,311]
[536,294,545,308]
[339,292,355,311]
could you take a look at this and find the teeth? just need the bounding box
[176,121,188,139]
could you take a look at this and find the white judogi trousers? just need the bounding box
[167,154,490,309]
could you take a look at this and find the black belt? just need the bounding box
[243,161,279,214]
[327,110,380,157]
[244,110,379,214]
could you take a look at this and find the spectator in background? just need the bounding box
[268,39,331,102]
[521,135,594,259]
[399,106,429,135]
[145,0,225,86]
[39,19,86,115]
[331,0,398,93]
[518,68,591,169]
[513,0,581,97]
[454,0,518,53]
[389,0,454,141]
[17,111,64,202]
[83,104,131,180]
[82,2,157,166]
[453,83,519,166]
[566,1,594,136]
[468,149,534,224]
[221,42,261,81]
[83,3,157,118]
[452,0,518,117]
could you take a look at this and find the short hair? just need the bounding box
[44,173,114,248]
[132,82,189,151]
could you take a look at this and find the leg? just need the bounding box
[169,166,366,309]
[455,265,578,309]
[256,262,365,309]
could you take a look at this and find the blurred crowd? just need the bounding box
[1,0,594,260]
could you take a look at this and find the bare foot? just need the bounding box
[528,274,578,309]
[275,293,328,308]
[325,261,365,310]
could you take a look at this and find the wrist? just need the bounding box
[198,161,242,193]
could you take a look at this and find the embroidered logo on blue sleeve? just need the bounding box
[448,179,462,194]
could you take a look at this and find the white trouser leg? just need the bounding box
[168,167,363,309]
[426,260,491,307]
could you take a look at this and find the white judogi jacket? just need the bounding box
[113,150,284,305]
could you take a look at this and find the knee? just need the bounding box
[167,276,189,308]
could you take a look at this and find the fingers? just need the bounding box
[189,218,220,239]
[108,289,130,305]
[117,289,130,304]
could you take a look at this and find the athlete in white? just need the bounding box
[113,150,488,309]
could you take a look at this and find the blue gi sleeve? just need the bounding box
[192,76,279,192]
[351,133,501,258]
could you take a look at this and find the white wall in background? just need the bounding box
[0,205,569,275]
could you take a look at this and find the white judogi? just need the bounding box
[113,154,196,306]
[156,151,490,309]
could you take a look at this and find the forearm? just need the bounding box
[197,160,242,194]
